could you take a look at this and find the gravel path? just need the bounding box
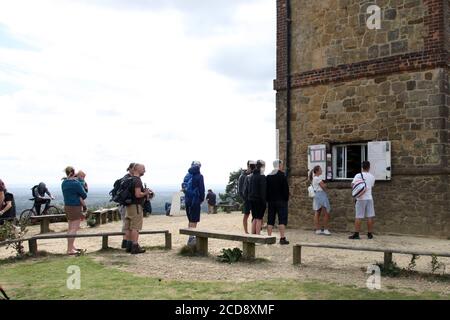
[1,212,449,295]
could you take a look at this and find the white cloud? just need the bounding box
[0,0,276,188]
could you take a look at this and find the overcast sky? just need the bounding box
[0,0,276,189]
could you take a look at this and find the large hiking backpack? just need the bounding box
[181,173,199,206]
[111,177,135,205]
[109,178,122,201]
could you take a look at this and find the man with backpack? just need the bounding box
[31,182,55,215]
[110,163,135,249]
[349,161,376,240]
[123,163,152,254]
[245,160,267,235]
[182,161,205,245]
[239,160,256,234]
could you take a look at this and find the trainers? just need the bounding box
[131,243,146,254]
[279,238,290,245]
[315,229,322,235]
[322,229,331,236]
[367,232,374,239]
[348,232,360,240]
[187,236,196,246]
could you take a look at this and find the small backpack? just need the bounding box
[111,177,135,205]
[352,173,367,199]
[31,185,39,198]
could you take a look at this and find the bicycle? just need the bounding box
[19,198,62,224]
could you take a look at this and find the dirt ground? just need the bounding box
[1,212,449,295]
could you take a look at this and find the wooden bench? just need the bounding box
[29,214,67,234]
[179,228,276,259]
[293,242,450,267]
[0,230,172,255]
[89,207,121,226]
[216,204,238,213]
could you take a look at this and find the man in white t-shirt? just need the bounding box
[349,161,376,240]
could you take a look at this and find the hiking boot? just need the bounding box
[279,238,290,245]
[126,241,133,253]
[367,232,374,239]
[121,239,128,249]
[348,232,360,240]
[131,243,146,254]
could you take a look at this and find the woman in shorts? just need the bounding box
[61,166,87,255]
[309,165,331,235]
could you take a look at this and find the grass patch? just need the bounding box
[0,255,448,300]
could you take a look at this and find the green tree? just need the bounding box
[219,169,244,205]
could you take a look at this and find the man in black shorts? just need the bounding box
[266,160,290,244]
[246,160,266,235]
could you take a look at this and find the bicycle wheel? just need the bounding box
[45,206,62,215]
[20,209,34,224]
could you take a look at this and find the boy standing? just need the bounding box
[349,161,376,240]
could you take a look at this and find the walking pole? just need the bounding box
[0,286,10,300]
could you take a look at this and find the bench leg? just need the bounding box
[384,252,393,267]
[41,219,50,234]
[113,211,119,221]
[243,242,255,259]
[196,237,208,256]
[293,245,302,265]
[95,213,101,226]
[28,239,38,256]
[101,213,107,224]
[107,211,113,223]
[102,236,109,250]
[165,233,172,250]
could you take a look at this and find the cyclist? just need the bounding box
[32,182,55,215]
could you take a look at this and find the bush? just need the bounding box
[179,245,197,256]
[0,219,29,257]
[86,213,97,228]
[217,248,243,264]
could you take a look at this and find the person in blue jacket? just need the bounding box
[61,166,87,255]
[181,161,205,245]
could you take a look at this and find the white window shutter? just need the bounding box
[308,144,327,180]
[368,141,391,180]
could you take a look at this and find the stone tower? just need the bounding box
[275,0,449,237]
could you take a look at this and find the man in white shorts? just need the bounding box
[349,161,376,240]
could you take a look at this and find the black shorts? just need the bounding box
[268,201,288,226]
[250,201,266,220]
[186,203,201,223]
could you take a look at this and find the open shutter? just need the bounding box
[368,141,391,180]
[308,144,326,180]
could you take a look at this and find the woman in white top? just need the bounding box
[309,165,331,235]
